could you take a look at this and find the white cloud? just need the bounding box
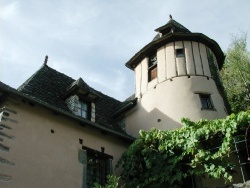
[83,69,130,101]
[0,1,19,21]
[1,0,250,100]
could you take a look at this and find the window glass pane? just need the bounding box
[176,48,185,57]
[148,53,158,82]
[199,94,213,110]
[201,98,208,109]
[82,103,88,111]
[75,108,81,116]
[82,110,87,118]
[77,102,81,108]
[70,100,90,118]
[207,98,212,109]
[149,54,157,67]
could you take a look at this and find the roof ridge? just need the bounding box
[43,66,122,103]
[0,81,17,91]
[18,64,77,91]
[17,64,46,91]
[18,64,122,103]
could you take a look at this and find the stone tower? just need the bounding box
[125,16,229,137]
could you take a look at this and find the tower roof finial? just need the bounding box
[44,55,48,65]
[169,14,172,20]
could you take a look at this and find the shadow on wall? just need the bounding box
[148,107,184,130]
[126,106,183,137]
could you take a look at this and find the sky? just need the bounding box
[1,0,250,101]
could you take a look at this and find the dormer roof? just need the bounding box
[61,77,100,101]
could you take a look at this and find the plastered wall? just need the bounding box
[126,76,227,137]
[126,41,227,137]
[0,97,129,188]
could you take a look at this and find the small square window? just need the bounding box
[199,94,214,110]
[176,48,185,57]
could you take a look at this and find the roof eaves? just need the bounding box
[111,98,137,118]
[125,33,225,70]
[0,83,135,142]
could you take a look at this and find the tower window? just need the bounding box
[148,54,157,82]
[199,94,214,110]
[176,48,185,57]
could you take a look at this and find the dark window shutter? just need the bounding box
[106,158,113,175]
[79,149,87,188]
[151,67,157,80]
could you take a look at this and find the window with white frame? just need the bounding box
[66,95,90,119]
[75,101,89,118]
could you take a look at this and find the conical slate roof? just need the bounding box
[153,16,191,41]
[155,16,191,34]
[126,16,225,70]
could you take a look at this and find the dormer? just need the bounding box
[61,78,100,122]
[154,15,191,37]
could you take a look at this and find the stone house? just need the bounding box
[0,17,249,187]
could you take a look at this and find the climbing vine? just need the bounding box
[93,175,126,188]
[116,110,250,187]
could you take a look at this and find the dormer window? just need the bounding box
[66,95,92,120]
[76,100,90,119]
[176,48,185,57]
[148,54,157,82]
[62,78,100,122]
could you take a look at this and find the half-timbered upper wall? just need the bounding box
[135,41,217,98]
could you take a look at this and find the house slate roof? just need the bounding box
[0,65,135,141]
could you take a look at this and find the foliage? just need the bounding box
[221,33,250,113]
[116,110,250,187]
[93,175,126,188]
